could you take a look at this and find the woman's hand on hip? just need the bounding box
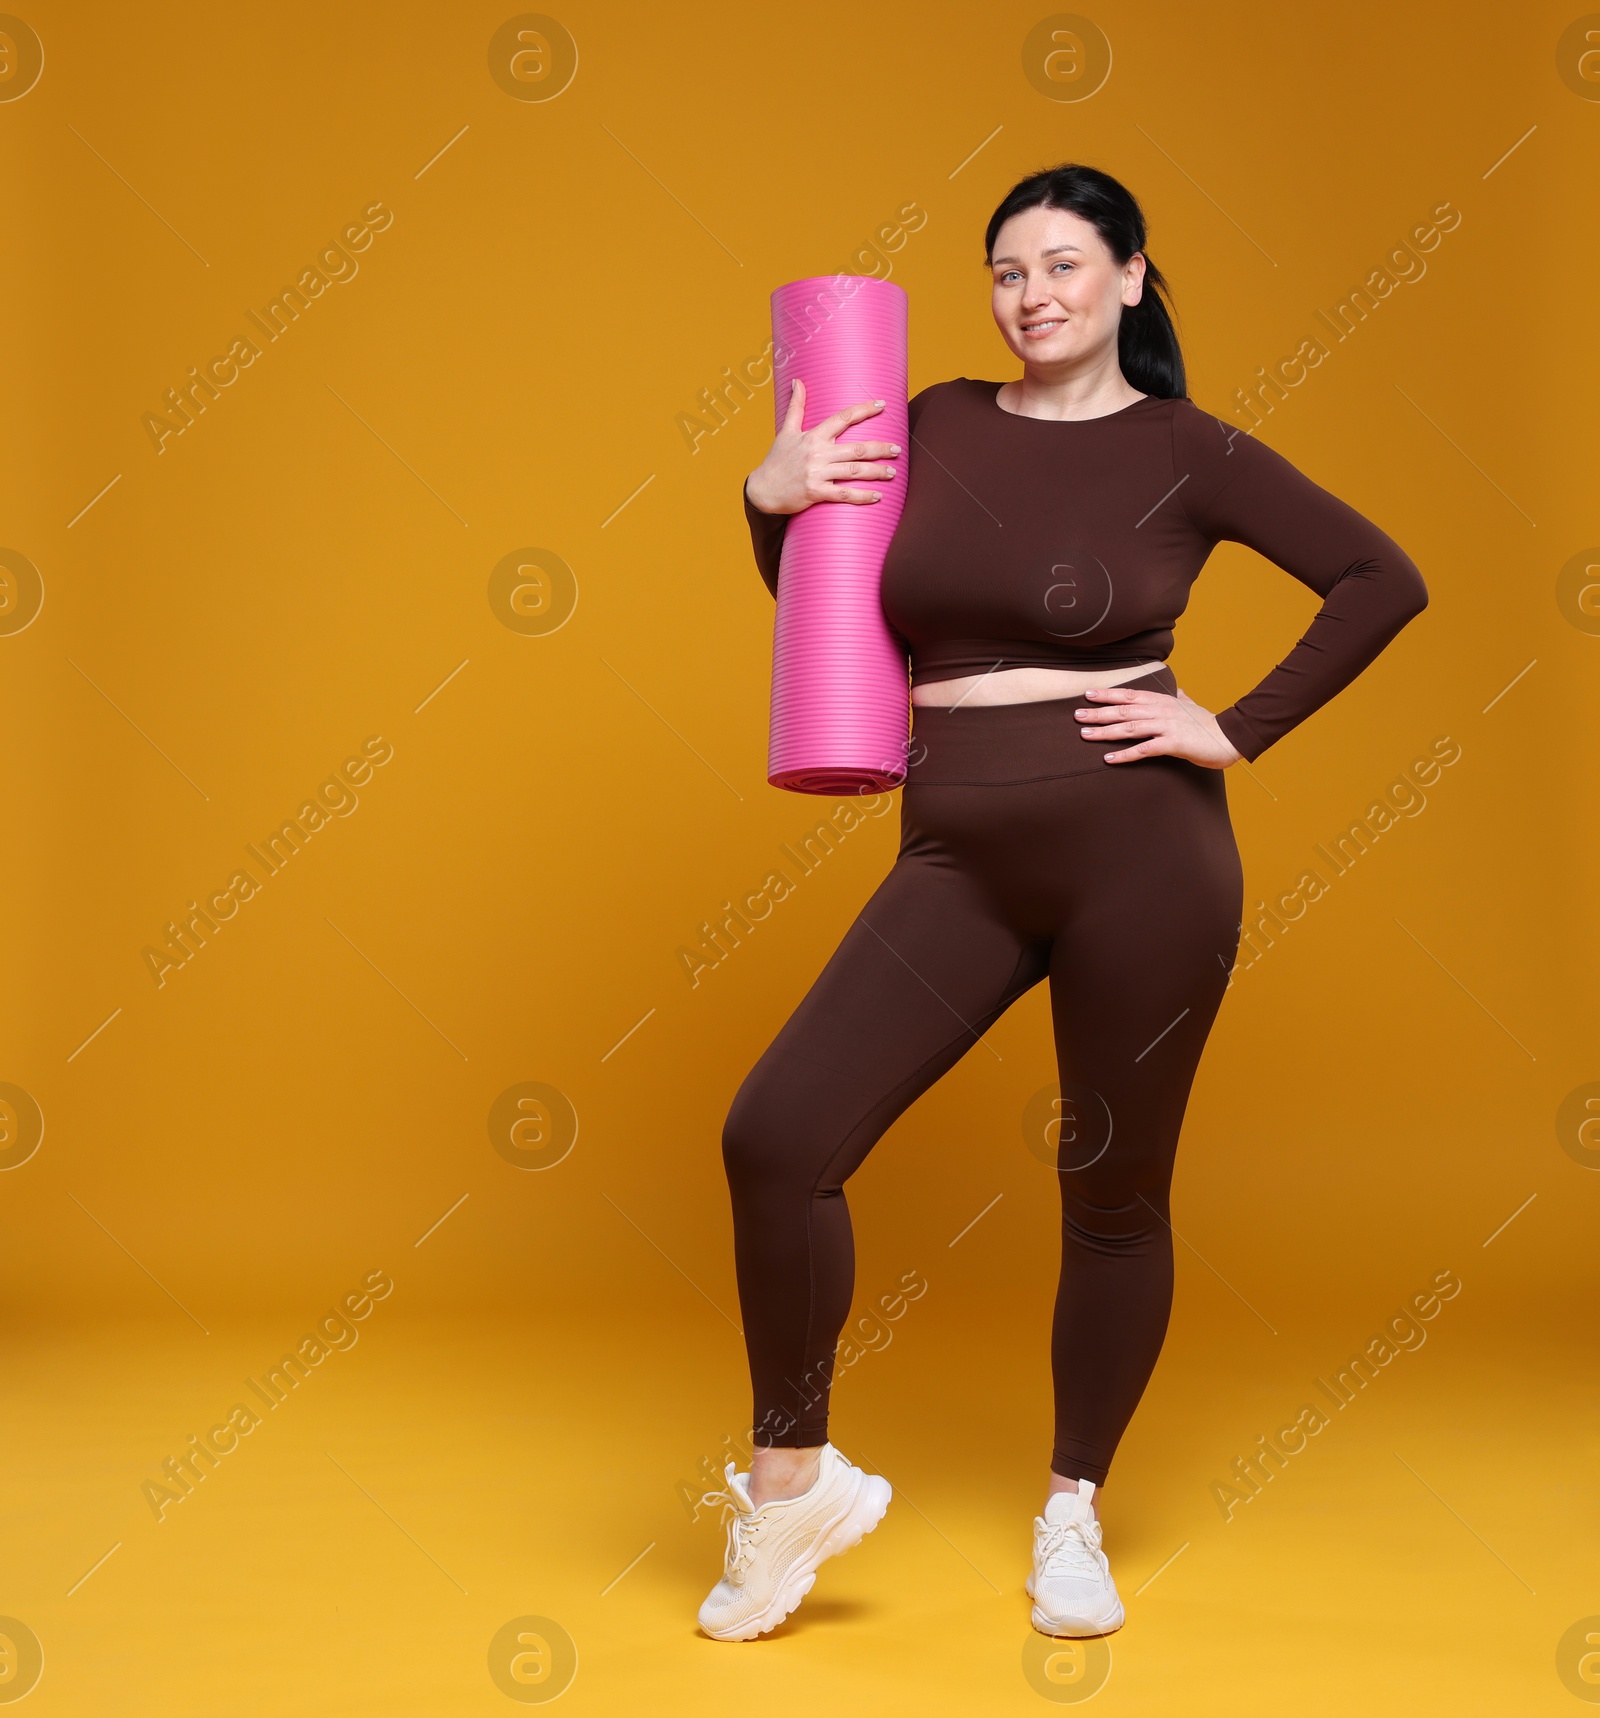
[1075,685,1244,769]
[743,379,900,515]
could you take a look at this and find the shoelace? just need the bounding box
[1037,1514,1109,1584]
[697,1477,767,1584]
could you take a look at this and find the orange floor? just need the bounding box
[9,1294,1587,1715]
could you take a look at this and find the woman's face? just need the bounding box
[989,205,1146,371]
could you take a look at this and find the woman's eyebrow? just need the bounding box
[991,244,1085,266]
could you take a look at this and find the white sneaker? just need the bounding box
[1026,1481,1125,1636]
[696,1443,892,1641]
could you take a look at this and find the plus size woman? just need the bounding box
[695,163,1428,1643]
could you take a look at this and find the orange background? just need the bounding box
[3,3,1596,1713]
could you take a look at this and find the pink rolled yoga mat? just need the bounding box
[767,275,911,795]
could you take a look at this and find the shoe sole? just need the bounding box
[699,1471,893,1642]
[1028,1600,1125,1637]
[1025,1572,1125,1637]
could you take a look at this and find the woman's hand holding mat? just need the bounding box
[745,380,900,516]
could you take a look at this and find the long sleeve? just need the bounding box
[741,385,935,598]
[743,480,787,598]
[1172,405,1429,764]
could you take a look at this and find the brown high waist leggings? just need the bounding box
[720,666,1245,1486]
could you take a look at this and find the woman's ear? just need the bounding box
[1122,253,1147,307]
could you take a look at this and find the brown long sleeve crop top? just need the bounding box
[742,378,1428,764]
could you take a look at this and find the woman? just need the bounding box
[696,163,1427,1643]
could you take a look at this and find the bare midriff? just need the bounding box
[909,660,1167,707]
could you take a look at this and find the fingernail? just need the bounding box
[875,399,885,407]
[889,445,901,454]
[885,466,895,476]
